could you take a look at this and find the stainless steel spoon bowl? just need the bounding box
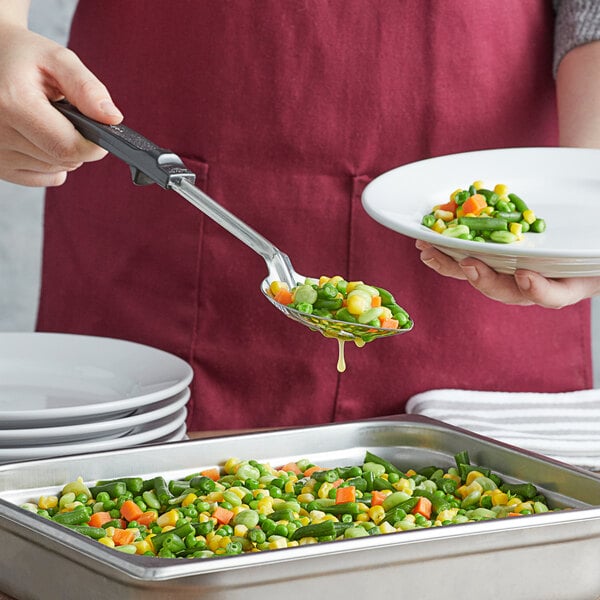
[53,100,413,342]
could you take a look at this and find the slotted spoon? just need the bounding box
[53,100,412,342]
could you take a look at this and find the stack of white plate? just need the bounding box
[0,333,193,463]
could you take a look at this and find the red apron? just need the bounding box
[37,1,592,431]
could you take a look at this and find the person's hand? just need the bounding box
[415,240,600,308]
[0,22,123,187]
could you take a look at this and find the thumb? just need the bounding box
[46,47,123,125]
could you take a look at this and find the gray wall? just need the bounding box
[1,0,599,387]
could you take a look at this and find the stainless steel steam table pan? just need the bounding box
[1,414,599,600]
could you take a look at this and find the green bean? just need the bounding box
[151,522,195,551]
[500,482,538,500]
[492,211,522,222]
[421,214,436,228]
[374,286,395,306]
[508,192,528,213]
[290,520,352,541]
[458,216,508,231]
[152,476,173,506]
[363,451,404,477]
[95,477,143,495]
[88,481,127,499]
[66,525,107,539]
[52,505,90,526]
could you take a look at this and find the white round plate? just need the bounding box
[362,147,600,277]
[0,406,188,462]
[0,333,193,427]
[0,388,190,446]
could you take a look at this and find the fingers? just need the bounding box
[416,240,600,308]
[458,259,534,305]
[44,46,123,125]
[513,271,600,309]
[415,240,467,280]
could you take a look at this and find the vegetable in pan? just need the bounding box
[23,450,559,559]
[421,182,546,243]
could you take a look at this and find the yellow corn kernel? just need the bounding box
[491,490,509,506]
[472,180,485,190]
[98,537,115,548]
[297,493,315,504]
[308,510,326,522]
[522,209,536,224]
[284,481,296,494]
[157,509,180,528]
[345,281,364,293]
[134,540,153,555]
[227,487,246,500]
[181,493,197,508]
[507,497,521,507]
[494,183,509,196]
[465,470,485,485]
[356,512,370,522]
[231,505,247,516]
[63,501,83,512]
[38,496,59,510]
[208,535,223,552]
[318,276,330,286]
[233,524,249,538]
[205,491,224,503]
[433,209,454,222]
[432,218,446,234]
[378,522,396,534]
[368,505,386,525]
[437,508,459,522]
[219,536,232,549]
[287,540,299,548]
[269,281,289,296]
[509,222,523,238]
[268,536,288,550]
[298,537,318,545]
[329,275,343,286]
[403,514,416,524]
[393,478,414,494]
[224,457,242,474]
[316,483,334,499]
[481,205,494,215]
[298,516,311,526]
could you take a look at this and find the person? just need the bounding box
[1,1,600,432]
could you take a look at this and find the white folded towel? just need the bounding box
[405,388,600,471]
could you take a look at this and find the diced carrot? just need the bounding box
[370,490,387,506]
[507,512,523,517]
[111,528,136,546]
[200,468,221,481]
[87,511,113,528]
[120,499,144,523]
[136,511,158,526]
[461,193,487,216]
[379,317,399,330]
[303,465,326,478]
[335,485,356,504]
[331,478,344,488]
[278,462,302,475]
[437,198,457,214]
[274,288,293,305]
[212,506,234,525]
[371,295,382,308]
[411,496,433,520]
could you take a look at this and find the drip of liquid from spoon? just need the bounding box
[336,337,367,373]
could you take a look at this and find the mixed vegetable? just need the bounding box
[21,450,560,559]
[268,275,412,332]
[421,181,546,244]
